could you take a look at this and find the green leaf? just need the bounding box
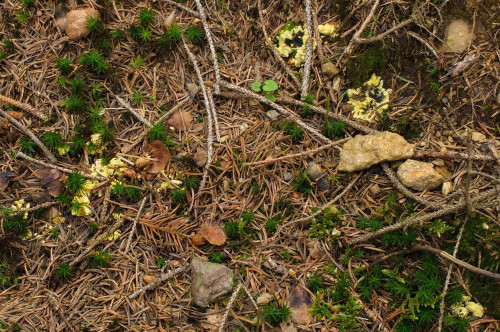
[265,93,276,102]
[250,81,261,92]
[262,80,278,92]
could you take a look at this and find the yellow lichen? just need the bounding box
[86,133,108,155]
[105,229,121,241]
[276,25,316,67]
[11,199,30,219]
[91,158,125,178]
[465,301,484,318]
[318,23,337,37]
[57,144,70,156]
[71,195,92,216]
[347,73,392,122]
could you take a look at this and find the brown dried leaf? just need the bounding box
[146,140,170,174]
[198,222,226,246]
[5,111,23,119]
[0,172,14,191]
[288,286,313,325]
[143,275,153,284]
[135,157,151,170]
[121,168,137,180]
[167,110,193,131]
[34,168,63,197]
[164,10,176,28]
[191,233,207,246]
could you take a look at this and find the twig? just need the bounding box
[46,290,76,332]
[162,0,199,17]
[0,93,47,120]
[244,138,348,167]
[464,136,475,216]
[99,186,111,222]
[193,0,221,93]
[348,187,498,245]
[124,197,147,253]
[9,201,58,217]
[301,0,314,100]
[182,38,214,190]
[220,80,331,144]
[218,283,243,332]
[408,31,439,59]
[354,18,414,44]
[438,217,468,332]
[114,95,153,127]
[1,110,57,163]
[257,0,301,88]
[414,149,495,162]
[129,266,184,299]
[17,151,105,181]
[207,91,221,141]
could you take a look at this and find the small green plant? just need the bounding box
[2,215,28,238]
[0,262,15,289]
[155,33,170,50]
[20,0,35,7]
[66,172,86,194]
[56,193,71,206]
[132,91,143,104]
[171,188,186,204]
[61,95,86,113]
[55,263,72,282]
[86,17,103,36]
[88,104,104,122]
[166,24,182,43]
[50,227,60,239]
[111,29,124,41]
[307,274,324,293]
[139,27,153,43]
[69,76,86,95]
[148,122,169,142]
[132,55,144,68]
[15,11,29,24]
[42,131,64,151]
[185,25,204,44]
[282,121,303,143]
[209,251,227,263]
[250,79,278,101]
[111,180,126,196]
[0,51,6,61]
[19,136,38,156]
[323,119,346,139]
[292,172,313,195]
[357,217,382,231]
[309,207,343,239]
[184,176,199,190]
[429,81,440,91]
[262,302,291,325]
[90,249,110,268]
[224,221,239,240]
[89,221,99,235]
[129,25,142,41]
[79,50,109,74]
[428,219,454,238]
[265,217,277,234]
[241,210,255,223]
[138,8,155,26]
[155,257,166,269]
[125,184,141,203]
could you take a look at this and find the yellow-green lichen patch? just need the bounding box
[347,74,392,122]
[275,25,315,67]
[318,23,337,37]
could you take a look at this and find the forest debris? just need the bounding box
[191,257,234,306]
[191,223,226,246]
[145,140,170,174]
[65,8,100,40]
[287,286,313,325]
[166,110,193,131]
[0,172,14,191]
[34,168,63,197]
[440,54,477,82]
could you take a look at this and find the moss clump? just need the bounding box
[346,43,389,87]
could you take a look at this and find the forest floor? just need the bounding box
[0,0,499,331]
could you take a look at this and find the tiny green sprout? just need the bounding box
[428,66,439,76]
[69,136,85,156]
[185,25,204,44]
[282,121,303,143]
[132,55,144,68]
[429,81,440,91]
[265,93,276,102]
[171,188,186,204]
[125,184,141,203]
[55,263,72,282]
[88,104,105,122]
[0,51,6,61]
[262,302,291,325]
[209,252,227,264]
[111,181,126,196]
[112,29,124,41]
[224,221,239,240]
[56,76,67,87]
[301,104,313,117]
[61,95,86,113]
[307,274,324,293]
[446,286,464,305]
[50,227,60,239]
[2,215,28,237]
[304,93,314,104]
[42,131,64,151]
[98,125,114,143]
[69,75,86,95]
[79,50,109,74]
[148,122,168,142]
[56,57,73,76]
[86,17,103,36]
[323,119,346,139]
[155,33,170,50]
[132,91,143,104]
[19,136,38,157]
[129,25,142,41]
[184,176,199,190]
[55,193,71,206]
[138,8,155,26]
[166,23,182,43]
[89,221,99,235]
[2,40,14,53]
[241,210,255,223]
[66,172,86,193]
[139,27,153,43]
[262,80,278,92]
[386,193,398,207]
[265,218,277,233]
[90,249,110,268]
[15,11,29,24]
[250,81,261,93]
[155,257,166,269]
[281,248,291,259]
[20,0,35,8]
[293,172,313,196]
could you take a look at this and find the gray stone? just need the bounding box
[338,132,415,172]
[442,20,473,53]
[191,257,234,307]
[266,110,279,121]
[193,149,208,167]
[322,61,339,78]
[397,159,445,191]
[442,181,453,196]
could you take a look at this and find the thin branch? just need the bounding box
[301,0,314,100]
[129,266,184,299]
[114,95,153,127]
[162,0,199,17]
[354,18,414,44]
[1,110,57,163]
[0,93,47,120]
[124,197,147,253]
[218,283,243,332]
[408,31,440,59]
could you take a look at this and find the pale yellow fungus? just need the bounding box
[58,144,70,156]
[105,230,121,241]
[318,23,337,37]
[465,301,484,318]
[276,25,316,67]
[347,74,392,122]
[71,195,92,216]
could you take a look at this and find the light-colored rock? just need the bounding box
[435,166,452,180]
[471,131,486,142]
[288,286,313,325]
[397,159,445,191]
[54,5,69,30]
[442,20,473,53]
[338,132,415,172]
[191,257,234,307]
[266,110,279,121]
[432,159,445,167]
[256,292,274,305]
[322,61,339,78]
[369,183,381,195]
[442,181,453,196]
[193,149,208,167]
[284,172,293,181]
[65,8,100,40]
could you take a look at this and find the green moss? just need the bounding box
[346,43,390,87]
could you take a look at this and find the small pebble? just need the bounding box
[441,97,449,104]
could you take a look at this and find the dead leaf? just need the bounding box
[135,157,151,170]
[191,233,207,246]
[145,140,170,174]
[121,168,137,180]
[34,168,63,197]
[6,111,23,119]
[0,172,14,191]
[288,286,313,325]
[167,110,193,131]
[164,10,176,28]
[143,275,153,284]
[198,222,226,246]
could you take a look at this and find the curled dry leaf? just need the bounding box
[167,110,193,131]
[121,168,137,180]
[5,111,23,119]
[197,222,226,246]
[143,274,153,284]
[145,140,170,174]
[135,157,152,170]
[0,172,14,191]
[34,168,63,197]
[191,233,207,246]
[164,10,176,28]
